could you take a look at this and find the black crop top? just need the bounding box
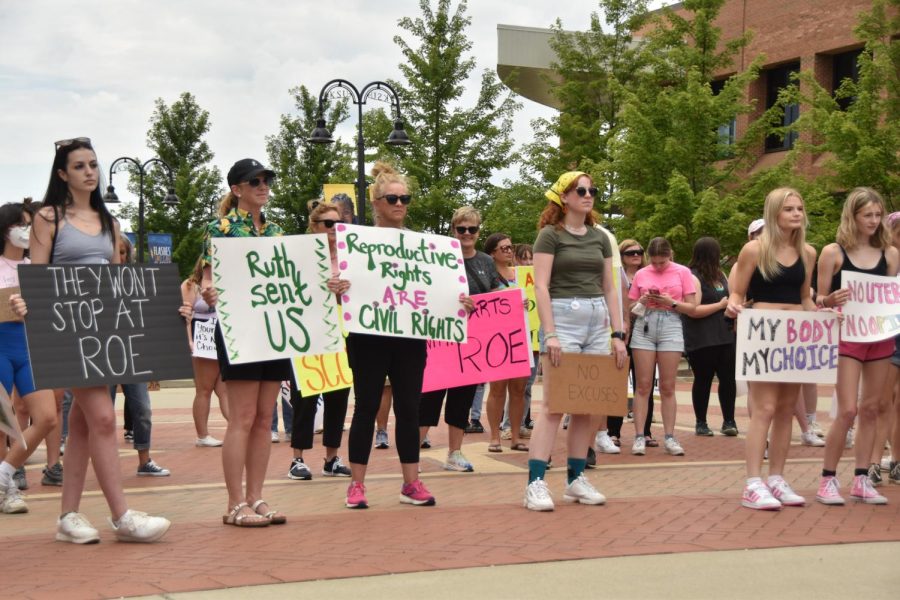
[747,256,805,304]
[829,246,887,292]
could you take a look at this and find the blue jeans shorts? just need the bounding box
[630,309,684,353]
[540,297,611,356]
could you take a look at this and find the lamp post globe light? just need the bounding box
[102,157,179,263]
[308,79,411,225]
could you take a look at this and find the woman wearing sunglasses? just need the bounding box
[525,171,627,511]
[285,201,352,481]
[9,138,173,542]
[420,206,498,473]
[199,158,291,527]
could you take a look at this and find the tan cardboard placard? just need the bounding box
[0,287,22,323]
[541,353,630,416]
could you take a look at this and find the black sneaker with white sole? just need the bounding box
[288,458,312,480]
[323,456,351,477]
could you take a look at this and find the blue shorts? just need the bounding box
[0,322,37,396]
[540,297,611,356]
[630,309,684,353]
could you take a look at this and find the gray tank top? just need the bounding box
[53,219,114,265]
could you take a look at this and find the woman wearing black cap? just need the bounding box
[200,158,291,527]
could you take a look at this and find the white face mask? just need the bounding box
[6,225,30,249]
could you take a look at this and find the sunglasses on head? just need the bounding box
[245,175,274,188]
[54,137,91,149]
[378,194,412,205]
[574,186,599,198]
[623,249,644,256]
[313,218,337,229]
[455,226,479,235]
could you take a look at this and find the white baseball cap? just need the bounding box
[747,218,765,236]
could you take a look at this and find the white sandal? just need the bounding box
[251,499,286,525]
[222,502,269,527]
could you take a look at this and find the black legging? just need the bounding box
[687,343,736,424]
[420,385,478,429]
[290,387,350,451]
[346,333,426,465]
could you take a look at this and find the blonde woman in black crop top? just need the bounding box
[727,187,818,511]
[814,187,898,505]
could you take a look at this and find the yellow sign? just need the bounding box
[292,351,353,395]
[515,266,540,351]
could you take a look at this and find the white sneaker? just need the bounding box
[109,509,171,543]
[0,481,28,514]
[663,437,685,456]
[523,478,554,511]
[595,431,621,454]
[271,431,280,443]
[808,420,825,438]
[563,474,607,505]
[742,480,782,510]
[801,431,825,447]
[845,427,855,449]
[632,437,646,455]
[443,450,474,472]
[56,512,100,544]
[195,435,223,447]
[767,476,805,506]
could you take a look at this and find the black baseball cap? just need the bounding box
[227,158,276,186]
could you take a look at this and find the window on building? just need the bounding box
[764,62,800,152]
[711,79,736,152]
[832,48,862,111]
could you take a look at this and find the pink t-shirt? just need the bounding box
[628,261,696,310]
[0,256,28,289]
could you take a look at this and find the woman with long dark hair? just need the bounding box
[9,138,172,542]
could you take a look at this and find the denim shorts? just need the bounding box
[630,309,684,353]
[540,297,611,356]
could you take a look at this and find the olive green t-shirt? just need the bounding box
[533,225,612,298]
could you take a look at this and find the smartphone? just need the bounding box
[649,288,660,296]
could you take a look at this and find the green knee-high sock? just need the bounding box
[528,459,548,484]
[567,457,587,484]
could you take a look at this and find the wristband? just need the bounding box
[544,332,559,340]
[671,301,678,310]
[611,331,626,341]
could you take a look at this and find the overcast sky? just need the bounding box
[0,0,666,212]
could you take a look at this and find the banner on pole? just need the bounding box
[840,271,900,343]
[212,236,341,364]
[148,233,173,264]
[335,224,468,342]
[735,308,838,383]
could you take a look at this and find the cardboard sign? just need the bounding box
[292,351,353,395]
[0,386,26,449]
[335,224,469,342]
[212,236,342,364]
[515,266,540,351]
[17,264,193,389]
[841,271,900,343]
[736,308,838,383]
[192,317,217,360]
[0,287,21,323]
[541,353,629,416]
[422,288,532,392]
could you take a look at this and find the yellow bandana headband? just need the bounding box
[545,171,587,206]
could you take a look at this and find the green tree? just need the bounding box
[120,92,223,277]
[377,0,520,233]
[265,85,355,234]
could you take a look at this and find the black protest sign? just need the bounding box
[17,264,194,389]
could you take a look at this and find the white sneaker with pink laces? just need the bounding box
[742,479,781,510]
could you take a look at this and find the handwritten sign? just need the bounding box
[542,353,629,416]
[422,288,531,392]
[292,351,353,395]
[192,317,217,360]
[17,264,193,389]
[0,287,21,323]
[841,271,900,343]
[212,236,341,364]
[515,266,540,351]
[335,224,468,342]
[0,386,25,449]
[736,308,838,383]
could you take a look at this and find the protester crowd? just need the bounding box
[1,138,899,545]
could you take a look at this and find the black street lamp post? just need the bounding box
[102,157,179,263]
[307,79,411,225]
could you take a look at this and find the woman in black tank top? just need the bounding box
[814,187,899,505]
[726,187,818,511]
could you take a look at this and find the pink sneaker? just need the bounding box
[816,476,845,506]
[345,481,368,509]
[850,474,887,505]
[400,479,436,506]
[741,480,781,510]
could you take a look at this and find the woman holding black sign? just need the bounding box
[9,138,172,543]
[524,171,627,512]
[199,158,290,527]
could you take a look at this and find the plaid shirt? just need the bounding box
[200,207,283,267]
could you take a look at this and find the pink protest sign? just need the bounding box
[422,288,532,392]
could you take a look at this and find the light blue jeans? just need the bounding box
[110,383,152,451]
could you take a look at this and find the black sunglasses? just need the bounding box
[54,137,91,149]
[623,249,644,256]
[378,194,412,205]
[455,226,479,235]
[245,175,275,188]
[313,219,337,229]
[574,186,599,197]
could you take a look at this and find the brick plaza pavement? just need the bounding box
[0,382,898,599]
